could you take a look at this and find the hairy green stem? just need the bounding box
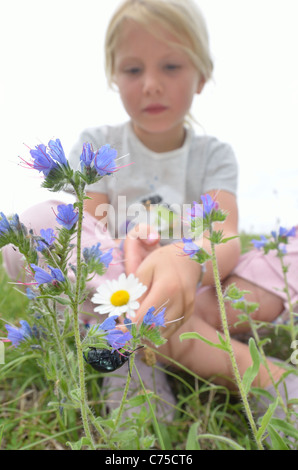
[279,253,296,343]
[247,315,288,417]
[112,354,135,432]
[133,362,166,450]
[24,256,74,382]
[86,408,118,450]
[72,194,95,449]
[210,239,263,450]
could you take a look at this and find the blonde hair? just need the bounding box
[105,0,214,88]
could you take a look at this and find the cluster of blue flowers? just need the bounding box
[80,142,117,176]
[181,193,223,262]
[0,213,24,237]
[30,263,65,286]
[188,193,219,220]
[24,138,118,180]
[28,139,68,176]
[92,306,167,351]
[56,204,79,231]
[83,242,113,270]
[5,305,168,351]
[252,226,296,254]
[5,320,33,347]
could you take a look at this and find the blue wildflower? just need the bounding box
[277,226,296,239]
[48,139,68,166]
[93,144,117,176]
[200,193,219,217]
[100,248,113,268]
[30,264,53,285]
[189,201,203,220]
[30,144,57,176]
[30,264,65,286]
[36,228,56,252]
[278,244,287,255]
[124,317,132,331]
[106,330,133,350]
[9,214,21,230]
[56,204,79,230]
[80,142,95,170]
[97,315,119,332]
[48,265,65,282]
[0,212,11,235]
[5,320,32,347]
[143,306,166,328]
[83,243,113,269]
[251,236,268,250]
[182,237,200,258]
[83,243,102,262]
[26,287,36,299]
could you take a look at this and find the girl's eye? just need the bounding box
[164,64,181,71]
[124,67,142,75]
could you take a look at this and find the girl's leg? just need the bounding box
[2,199,124,319]
[160,310,284,390]
[195,275,285,334]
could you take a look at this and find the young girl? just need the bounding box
[3,0,298,419]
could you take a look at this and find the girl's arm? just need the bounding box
[84,191,110,226]
[124,190,241,337]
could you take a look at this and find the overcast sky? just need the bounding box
[1,0,297,233]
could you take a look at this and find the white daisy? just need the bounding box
[91,273,147,318]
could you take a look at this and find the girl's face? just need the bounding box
[113,21,204,151]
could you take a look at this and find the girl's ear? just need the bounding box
[196,76,206,95]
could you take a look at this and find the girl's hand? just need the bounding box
[124,191,241,338]
[124,224,161,273]
[125,241,202,338]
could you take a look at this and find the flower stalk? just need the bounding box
[278,253,296,344]
[71,191,95,449]
[209,235,263,450]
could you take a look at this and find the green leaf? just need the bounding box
[221,235,240,244]
[47,400,78,410]
[180,331,229,351]
[256,398,279,441]
[0,424,5,447]
[70,388,81,403]
[36,294,71,305]
[66,437,92,450]
[126,394,151,408]
[142,326,167,346]
[186,422,201,450]
[242,338,261,395]
[267,424,289,450]
[217,331,228,348]
[224,282,250,300]
[193,248,211,264]
[94,416,115,430]
[270,417,298,440]
[197,433,245,450]
[258,337,271,348]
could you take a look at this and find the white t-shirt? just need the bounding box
[68,121,238,240]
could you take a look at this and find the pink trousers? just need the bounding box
[232,231,298,313]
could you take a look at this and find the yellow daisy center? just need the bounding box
[110,290,130,307]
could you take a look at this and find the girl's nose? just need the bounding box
[142,72,163,95]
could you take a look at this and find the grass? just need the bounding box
[0,238,297,451]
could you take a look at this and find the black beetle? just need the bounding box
[83,346,143,374]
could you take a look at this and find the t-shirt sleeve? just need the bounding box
[67,127,108,194]
[202,139,238,195]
